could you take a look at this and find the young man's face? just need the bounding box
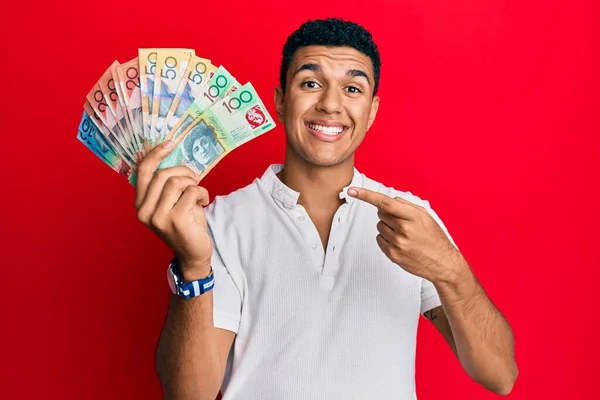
[275,45,379,167]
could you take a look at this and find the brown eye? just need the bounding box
[301,81,319,89]
[346,85,362,94]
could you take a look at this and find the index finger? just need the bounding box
[135,140,177,207]
[348,187,412,219]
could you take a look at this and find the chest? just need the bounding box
[235,203,423,330]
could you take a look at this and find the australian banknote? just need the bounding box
[115,58,145,157]
[86,61,138,162]
[77,110,126,175]
[164,66,239,143]
[150,49,194,145]
[98,62,142,162]
[83,101,137,169]
[78,50,276,187]
[158,55,215,142]
[139,49,158,149]
[158,82,275,177]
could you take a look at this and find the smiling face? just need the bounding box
[275,45,380,167]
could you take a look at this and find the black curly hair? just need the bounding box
[279,18,381,95]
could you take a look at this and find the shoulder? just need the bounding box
[204,177,263,225]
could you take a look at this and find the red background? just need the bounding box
[1,0,598,398]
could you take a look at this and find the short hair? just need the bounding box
[279,18,381,95]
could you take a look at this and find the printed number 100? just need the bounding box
[222,91,253,114]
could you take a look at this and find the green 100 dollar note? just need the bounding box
[158,82,276,178]
[164,66,239,143]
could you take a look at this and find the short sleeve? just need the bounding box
[210,239,243,333]
[420,278,442,314]
[419,199,459,314]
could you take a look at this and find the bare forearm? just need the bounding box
[156,292,223,400]
[434,255,518,395]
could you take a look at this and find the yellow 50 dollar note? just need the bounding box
[158,55,215,142]
[150,49,194,144]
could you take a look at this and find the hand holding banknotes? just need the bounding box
[135,141,213,280]
[78,48,278,278]
[78,48,276,187]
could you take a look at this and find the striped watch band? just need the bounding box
[168,258,215,299]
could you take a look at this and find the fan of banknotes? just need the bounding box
[77,48,276,185]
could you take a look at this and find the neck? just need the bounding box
[277,149,355,212]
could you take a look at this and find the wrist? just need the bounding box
[179,260,212,282]
[428,248,466,285]
[432,255,477,301]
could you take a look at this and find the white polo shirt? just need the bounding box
[205,164,459,400]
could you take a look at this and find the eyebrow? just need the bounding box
[293,63,371,85]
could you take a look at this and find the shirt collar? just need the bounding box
[260,164,364,209]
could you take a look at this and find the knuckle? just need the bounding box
[393,236,403,248]
[171,165,196,179]
[137,162,155,178]
[395,235,407,248]
[164,176,182,190]
[155,168,171,181]
[402,222,414,238]
[188,184,207,197]
[150,213,168,230]
[199,186,209,197]
[187,185,202,195]
[170,214,185,228]
[137,209,150,225]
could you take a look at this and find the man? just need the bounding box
[135,18,518,400]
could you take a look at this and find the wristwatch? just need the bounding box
[167,257,215,299]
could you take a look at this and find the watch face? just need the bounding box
[167,267,177,294]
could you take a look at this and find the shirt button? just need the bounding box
[311,244,318,250]
[298,216,305,222]
[277,189,283,195]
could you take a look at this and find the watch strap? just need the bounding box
[169,258,215,299]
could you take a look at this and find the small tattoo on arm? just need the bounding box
[424,309,438,322]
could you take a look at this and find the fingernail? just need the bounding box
[348,188,358,197]
[163,140,175,149]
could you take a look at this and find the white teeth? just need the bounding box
[308,123,344,135]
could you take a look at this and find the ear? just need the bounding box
[367,95,380,131]
[274,86,285,123]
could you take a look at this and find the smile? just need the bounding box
[308,123,345,135]
[305,121,350,142]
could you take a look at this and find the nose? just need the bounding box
[316,86,343,114]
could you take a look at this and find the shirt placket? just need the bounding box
[319,203,351,289]
[293,203,351,289]
[293,206,325,275]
